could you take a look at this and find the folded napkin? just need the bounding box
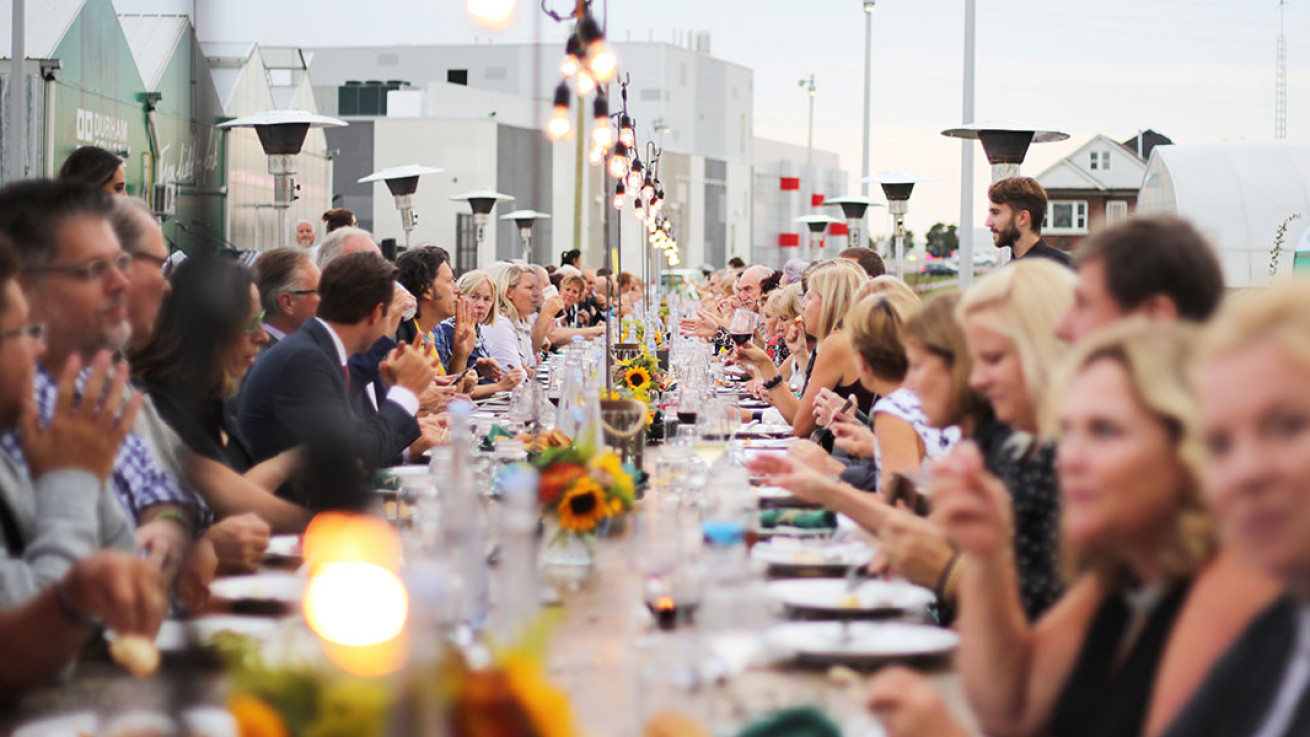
[736,707,841,737]
[759,509,837,529]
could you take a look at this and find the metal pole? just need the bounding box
[7,0,27,183]
[957,0,977,289]
[860,2,874,201]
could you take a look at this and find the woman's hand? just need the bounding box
[812,387,858,427]
[868,667,971,737]
[831,420,875,459]
[497,366,524,391]
[871,506,956,589]
[733,343,777,381]
[930,442,1015,559]
[745,453,835,506]
[787,439,844,475]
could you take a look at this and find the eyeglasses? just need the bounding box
[286,289,318,296]
[244,309,267,335]
[131,252,169,271]
[25,253,132,281]
[0,324,45,342]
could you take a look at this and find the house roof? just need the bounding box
[1121,129,1174,161]
[202,42,256,113]
[118,14,188,91]
[1036,133,1149,193]
[0,0,85,59]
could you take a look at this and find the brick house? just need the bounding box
[1034,130,1173,252]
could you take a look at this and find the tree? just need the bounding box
[925,222,959,259]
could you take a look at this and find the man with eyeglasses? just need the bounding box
[252,247,321,350]
[0,180,205,581]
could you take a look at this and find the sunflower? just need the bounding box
[538,463,588,507]
[624,366,652,392]
[557,478,611,533]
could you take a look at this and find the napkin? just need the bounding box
[736,707,842,737]
[759,509,836,529]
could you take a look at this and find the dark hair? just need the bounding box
[130,256,256,399]
[838,247,886,278]
[561,249,581,267]
[0,179,114,269]
[0,234,17,315]
[395,246,450,322]
[57,146,123,189]
[727,256,746,269]
[847,295,909,381]
[1075,215,1225,322]
[595,267,612,277]
[987,177,1048,234]
[253,247,312,315]
[760,269,782,296]
[109,198,158,257]
[318,251,396,324]
[322,208,355,233]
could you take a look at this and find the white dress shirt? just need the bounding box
[1252,605,1310,737]
[314,318,419,416]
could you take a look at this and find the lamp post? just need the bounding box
[358,165,444,251]
[218,110,348,250]
[450,190,515,261]
[823,195,883,251]
[940,120,1068,264]
[793,214,841,260]
[860,1,875,197]
[865,172,929,279]
[799,74,817,213]
[499,210,552,263]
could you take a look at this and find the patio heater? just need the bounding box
[217,110,347,250]
[793,214,842,260]
[450,190,515,260]
[358,165,444,250]
[499,210,552,263]
[822,195,883,251]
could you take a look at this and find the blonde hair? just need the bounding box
[1047,319,1214,584]
[903,294,990,427]
[493,263,532,323]
[802,259,867,340]
[764,282,803,322]
[857,276,922,321]
[1199,277,1310,375]
[457,269,498,326]
[957,260,1076,434]
[847,294,911,381]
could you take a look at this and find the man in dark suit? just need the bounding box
[252,247,320,351]
[239,252,436,491]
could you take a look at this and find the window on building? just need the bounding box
[455,213,478,273]
[1089,151,1099,170]
[447,69,468,86]
[1102,151,1110,170]
[1106,200,1128,225]
[1043,200,1088,234]
[337,80,408,116]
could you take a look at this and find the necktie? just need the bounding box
[342,364,351,390]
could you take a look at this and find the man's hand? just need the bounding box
[540,296,566,320]
[136,514,190,578]
[452,296,476,357]
[459,371,477,395]
[474,357,502,383]
[387,282,417,337]
[21,351,144,483]
[419,380,459,415]
[383,342,439,397]
[679,310,725,341]
[409,414,449,456]
[61,552,167,636]
[176,536,218,612]
[204,513,271,574]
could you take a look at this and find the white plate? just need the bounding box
[766,621,958,664]
[190,615,284,646]
[12,712,96,737]
[210,572,304,603]
[750,540,875,570]
[738,423,793,437]
[755,485,798,501]
[743,438,792,449]
[14,708,236,737]
[264,534,302,559]
[383,464,430,479]
[768,578,936,614]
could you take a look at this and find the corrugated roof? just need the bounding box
[0,0,86,59]
[118,13,187,91]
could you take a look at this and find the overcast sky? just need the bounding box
[118,0,1310,238]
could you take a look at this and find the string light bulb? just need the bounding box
[560,35,583,78]
[590,93,614,149]
[618,114,635,148]
[612,181,626,209]
[576,70,596,97]
[608,142,629,179]
[467,0,516,29]
[627,158,644,191]
[547,82,573,140]
[640,176,655,202]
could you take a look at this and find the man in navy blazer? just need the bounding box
[239,252,436,494]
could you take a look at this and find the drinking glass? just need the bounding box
[727,309,761,347]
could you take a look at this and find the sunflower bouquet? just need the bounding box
[612,347,666,405]
[533,444,636,544]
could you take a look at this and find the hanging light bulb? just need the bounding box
[588,42,618,84]
[467,0,516,29]
[612,181,626,209]
[588,144,605,165]
[608,142,629,179]
[576,70,596,97]
[633,198,644,220]
[546,82,572,140]
[640,175,655,202]
[649,196,663,216]
[590,93,614,149]
[560,35,583,78]
[627,158,644,191]
[618,114,635,149]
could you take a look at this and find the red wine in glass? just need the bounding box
[729,332,753,346]
[677,411,698,425]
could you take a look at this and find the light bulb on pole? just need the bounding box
[499,209,552,263]
[451,190,515,259]
[793,214,841,260]
[357,165,444,251]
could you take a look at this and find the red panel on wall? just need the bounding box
[811,194,826,207]
[779,233,800,248]
[780,177,801,191]
[829,222,849,236]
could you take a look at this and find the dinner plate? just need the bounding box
[210,572,304,604]
[750,540,875,571]
[768,578,936,615]
[737,423,793,437]
[766,621,959,664]
[13,708,236,737]
[107,616,283,652]
[743,437,792,449]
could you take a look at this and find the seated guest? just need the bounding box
[239,252,437,493]
[315,224,376,271]
[579,268,602,326]
[442,270,522,398]
[253,247,321,348]
[57,145,127,197]
[557,273,586,328]
[1161,281,1310,737]
[484,263,547,372]
[1056,215,1225,343]
[394,246,464,376]
[560,249,581,270]
[871,321,1279,737]
[838,247,886,278]
[321,207,356,235]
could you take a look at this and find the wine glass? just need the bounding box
[727,309,761,347]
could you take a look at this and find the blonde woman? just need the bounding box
[735,259,868,436]
[483,263,545,372]
[868,321,1279,737]
[440,270,523,398]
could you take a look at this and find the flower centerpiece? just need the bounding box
[611,347,668,442]
[533,444,635,563]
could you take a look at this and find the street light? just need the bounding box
[940,120,1069,183]
[798,75,818,212]
[499,209,552,263]
[793,214,842,260]
[860,1,876,197]
[865,172,930,279]
[450,190,515,259]
[217,110,347,250]
[357,165,444,250]
[822,195,884,251]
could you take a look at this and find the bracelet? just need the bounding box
[935,551,963,602]
[55,579,101,630]
[146,508,195,538]
[762,374,784,391]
